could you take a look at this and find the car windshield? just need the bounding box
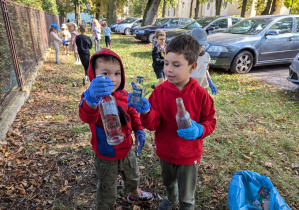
[182,17,216,29]
[122,18,136,24]
[154,19,169,26]
[226,18,272,34]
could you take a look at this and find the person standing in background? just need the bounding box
[60,23,71,56]
[49,24,65,65]
[67,22,81,65]
[91,19,101,52]
[102,22,112,49]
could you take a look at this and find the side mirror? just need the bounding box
[266,30,279,36]
[206,26,215,31]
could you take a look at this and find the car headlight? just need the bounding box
[207,46,229,53]
[138,30,145,34]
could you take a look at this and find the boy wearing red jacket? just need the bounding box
[128,35,216,209]
[79,48,153,209]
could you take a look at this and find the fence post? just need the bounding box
[27,7,38,63]
[0,0,23,90]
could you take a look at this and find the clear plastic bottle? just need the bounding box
[97,75,124,145]
[131,76,145,107]
[176,97,192,129]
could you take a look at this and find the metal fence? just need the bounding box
[0,0,65,115]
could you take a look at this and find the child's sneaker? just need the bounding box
[127,189,153,203]
[82,76,89,86]
[158,198,179,210]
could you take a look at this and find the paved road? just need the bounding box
[248,64,299,92]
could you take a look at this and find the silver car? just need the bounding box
[206,15,299,73]
[115,18,143,35]
[288,53,299,85]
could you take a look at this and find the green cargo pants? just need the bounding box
[94,148,140,210]
[160,159,198,210]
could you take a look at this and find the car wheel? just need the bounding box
[148,33,155,43]
[124,28,130,35]
[230,50,254,74]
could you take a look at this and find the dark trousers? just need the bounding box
[105,36,111,48]
[79,53,90,76]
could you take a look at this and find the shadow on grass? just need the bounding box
[130,51,151,59]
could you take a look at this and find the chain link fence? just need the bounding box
[0,0,65,115]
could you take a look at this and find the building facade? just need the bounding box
[166,0,290,18]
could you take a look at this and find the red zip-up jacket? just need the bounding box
[79,49,143,160]
[140,78,216,165]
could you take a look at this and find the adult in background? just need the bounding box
[91,19,101,52]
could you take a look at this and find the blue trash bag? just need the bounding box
[228,170,291,210]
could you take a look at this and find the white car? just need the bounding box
[115,18,143,35]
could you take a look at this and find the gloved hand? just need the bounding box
[177,120,203,140]
[83,76,114,106]
[62,40,67,44]
[127,93,151,113]
[135,130,145,154]
[208,78,217,95]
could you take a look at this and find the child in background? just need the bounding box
[78,48,153,209]
[76,24,92,85]
[61,23,71,56]
[102,22,112,49]
[67,22,81,65]
[151,29,166,89]
[190,28,217,95]
[128,34,216,210]
[49,24,65,65]
[91,19,101,52]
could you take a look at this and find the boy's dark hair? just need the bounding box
[166,34,200,65]
[93,55,120,70]
[80,24,87,33]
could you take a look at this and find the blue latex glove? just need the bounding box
[127,93,151,113]
[83,76,114,106]
[62,40,67,44]
[208,78,217,95]
[177,120,203,140]
[135,130,145,154]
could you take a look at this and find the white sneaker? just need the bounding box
[77,61,82,65]
[74,61,78,65]
[67,54,69,56]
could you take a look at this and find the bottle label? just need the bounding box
[131,87,143,103]
[102,101,118,116]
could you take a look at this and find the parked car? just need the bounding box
[130,18,163,35]
[206,15,299,73]
[110,19,128,32]
[165,16,243,42]
[134,17,194,43]
[288,53,299,85]
[115,18,143,35]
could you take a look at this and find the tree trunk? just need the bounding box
[108,0,117,26]
[241,0,248,17]
[77,3,81,25]
[162,0,166,17]
[261,0,272,15]
[189,0,194,18]
[215,0,222,16]
[95,1,101,20]
[142,0,161,26]
[75,3,81,25]
[270,0,277,14]
[194,0,200,19]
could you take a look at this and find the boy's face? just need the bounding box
[157,35,165,46]
[164,52,197,90]
[95,61,122,92]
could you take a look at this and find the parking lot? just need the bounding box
[248,64,299,92]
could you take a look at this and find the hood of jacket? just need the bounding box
[88,48,125,91]
[162,77,199,96]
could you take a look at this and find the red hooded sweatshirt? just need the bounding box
[140,78,216,165]
[79,48,143,161]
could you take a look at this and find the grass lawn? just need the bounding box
[0,33,298,209]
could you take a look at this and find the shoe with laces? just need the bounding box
[83,76,89,86]
[158,198,179,210]
[127,189,153,203]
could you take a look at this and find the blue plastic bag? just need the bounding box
[228,170,291,210]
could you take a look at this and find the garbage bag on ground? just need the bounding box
[228,170,291,210]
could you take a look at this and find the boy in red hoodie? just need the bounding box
[79,48,153,209]
[128,35,216,209]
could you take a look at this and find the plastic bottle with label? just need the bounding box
[97,75,124,145]
[131,76,145,107]
[258,186,270,210]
